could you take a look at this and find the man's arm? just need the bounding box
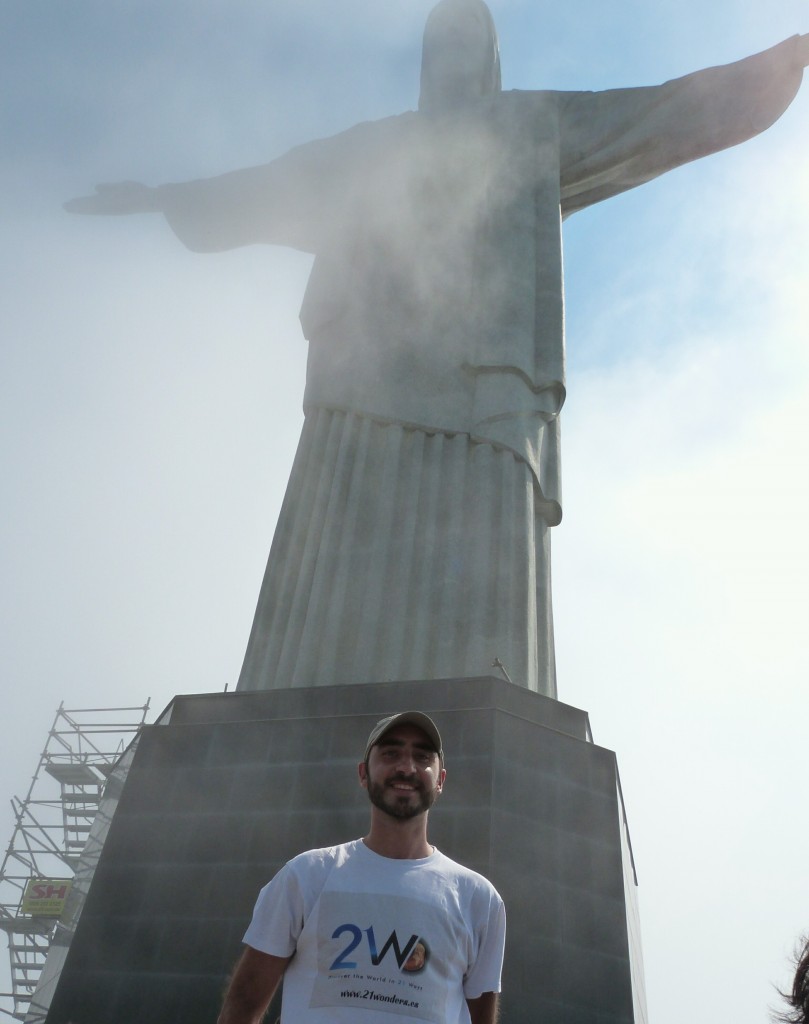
[217,947,292,1024]
[466,991,499,1024]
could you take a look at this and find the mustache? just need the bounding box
[387,773,422,786]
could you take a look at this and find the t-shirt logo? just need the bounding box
[330,924,429,973]
[310,892,453,1021]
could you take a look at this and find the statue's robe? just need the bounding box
[160,38,803,694]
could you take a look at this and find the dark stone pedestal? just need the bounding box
[42,677,646,1023]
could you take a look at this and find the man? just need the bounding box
[217,711,505,1024]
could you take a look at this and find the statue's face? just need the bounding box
[428,17,492,100]
[420,0,500,111]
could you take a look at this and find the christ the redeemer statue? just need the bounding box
[68,0,809,697]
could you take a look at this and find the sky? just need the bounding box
[1,0,808,1020]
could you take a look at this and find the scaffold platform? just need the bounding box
[0,701,149,1022]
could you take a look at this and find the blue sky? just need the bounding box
[2,1,808,1021]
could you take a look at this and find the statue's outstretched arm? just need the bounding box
[559,34,806,216]
[63,115,389,254]
[64,181,162,216]
[64,165,319,252]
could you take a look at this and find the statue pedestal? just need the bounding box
[42,677,646,1024]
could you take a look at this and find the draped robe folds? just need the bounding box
[160,37,803,695]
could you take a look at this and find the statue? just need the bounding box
[66,0,809,697]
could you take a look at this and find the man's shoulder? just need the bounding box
[431,850,503,903]
[431,847,489,879]
[262,840,364,897]
[285,838,364,874]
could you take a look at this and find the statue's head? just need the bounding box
[419,0,501,113]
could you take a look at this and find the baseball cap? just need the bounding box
[364,711,444,763]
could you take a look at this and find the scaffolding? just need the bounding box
[0,701,150,1021]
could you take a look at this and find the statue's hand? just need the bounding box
[63,181,161,215]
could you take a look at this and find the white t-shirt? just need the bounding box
[243,839,506,1024]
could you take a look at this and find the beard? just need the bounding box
[366,773,439,820]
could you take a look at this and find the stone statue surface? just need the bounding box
[67,0,809,696]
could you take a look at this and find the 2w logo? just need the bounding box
[330,923,419,971]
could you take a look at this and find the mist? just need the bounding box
[2,1,808,1021]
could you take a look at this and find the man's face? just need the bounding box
[359,723,446,821]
